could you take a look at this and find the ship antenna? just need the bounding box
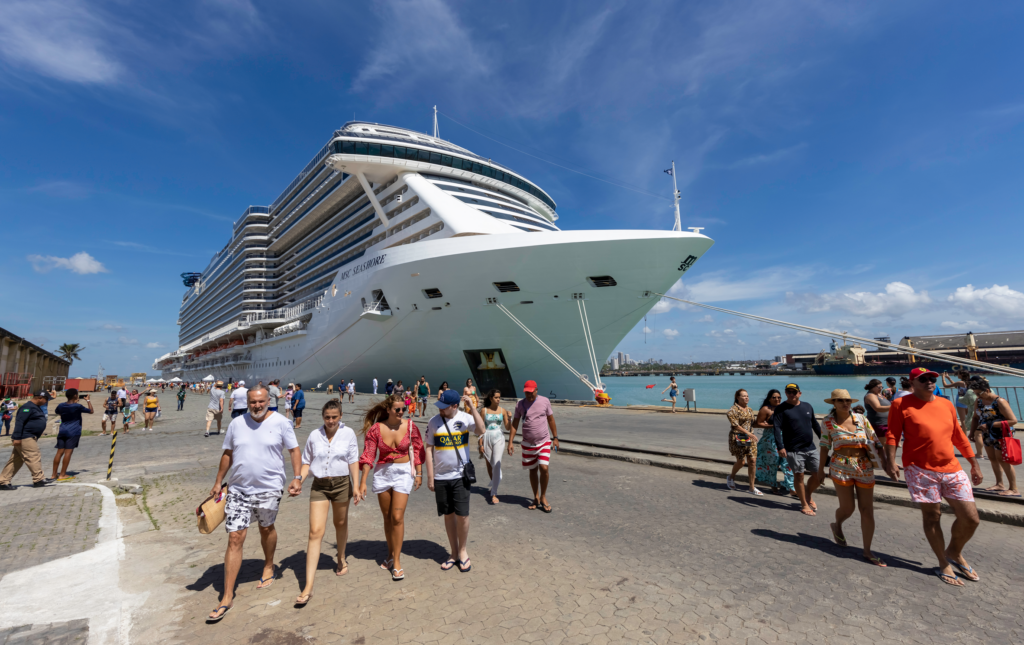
[433,106,440,139]
[664,161,682,231]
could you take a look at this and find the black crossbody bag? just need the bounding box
[442,416,476,486]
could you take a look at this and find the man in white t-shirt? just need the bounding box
[346,379,355,402]
[373,377,378,395]
[116,387,128,407]
[425,390,485,573]
[230,380,248,419]
[207,386,301,622]
[205,381,226,437]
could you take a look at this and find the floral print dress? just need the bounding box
[755,407,794,492]
[727,404,757,459]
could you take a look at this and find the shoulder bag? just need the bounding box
[1000,420,1022,466]
[442,416,476,486]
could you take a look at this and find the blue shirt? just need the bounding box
[292,390,305,410]
[56,402,91,435]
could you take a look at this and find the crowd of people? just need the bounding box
[723,367,1018,585]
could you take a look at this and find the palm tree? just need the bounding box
[58,343,85,365]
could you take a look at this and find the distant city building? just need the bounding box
[624,354,631,365]
[610,358,620,370]
[617,351,624,365]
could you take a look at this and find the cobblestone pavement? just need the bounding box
[0,620,89,644]
[0,486,102,577]
[1,393,1021,643]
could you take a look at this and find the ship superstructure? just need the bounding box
[154,121,714,399]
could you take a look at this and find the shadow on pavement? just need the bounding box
[751,528,928,574]
[186,558,276,594]
[278,551,337,588]
[345,538,450,564]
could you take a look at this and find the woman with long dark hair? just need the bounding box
[727,389,762,495]
[863,379,891,441]
[437,381,449,400]
[480,389,511,504]
[970,378,1020,496]
[357,395,424,581]
[754,389,793,495]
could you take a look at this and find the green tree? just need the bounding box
[57,343,85,365]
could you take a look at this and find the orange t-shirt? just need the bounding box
[887,394,974,473]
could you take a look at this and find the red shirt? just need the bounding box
[887,394,974,473]
[359,422,425,467]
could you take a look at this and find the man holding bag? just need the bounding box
[425,390,485,573]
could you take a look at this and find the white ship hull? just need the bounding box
[166,229,712,400]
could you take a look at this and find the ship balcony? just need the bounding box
[242,265,269,273]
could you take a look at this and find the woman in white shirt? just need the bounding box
[295,399,363,605]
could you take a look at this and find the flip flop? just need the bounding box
[379,558,394,571]
[527,500,539,510]
[541,503,552,513]
[391,568,405,581]
[997,491,1022,498]
[458,559,472,573]
[440,559,456,571]
[295,592,313,606]
[207,604,232,622]
[336,562,348,576]
[935,568,963,587]
[830,523,847,546]
[256,567,276,589]
[863,554,887,567]
[946,559,979,581]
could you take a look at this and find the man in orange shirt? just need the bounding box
[886,367,983,587]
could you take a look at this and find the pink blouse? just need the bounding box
[359,422,425,467]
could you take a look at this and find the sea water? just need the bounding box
[599,374,1024,411]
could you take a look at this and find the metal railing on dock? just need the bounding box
[992,386,1024,421]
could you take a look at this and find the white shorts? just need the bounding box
[103,413,119,422]
[224,489,282,533]
[372,461,414,495]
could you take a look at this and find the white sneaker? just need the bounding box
[726,477,736,490]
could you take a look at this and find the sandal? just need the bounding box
[391,567,405,581]
[830,523,847,546]
[256,567,276,589]
[527,499,539,510]
[295,592,313,606]
[541,503,552,513]
[748,488,764,496]
[946,558,979,581]
[935,568,963,587]
[458,558,472,573]
[440,559,456,571]
[863,554,886,567]
[336,562,348,576]
[379,558,394,571]
[207,604,232,622]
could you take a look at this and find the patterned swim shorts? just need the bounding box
[904,465,974,504]
[829,453,875,489]
[224,489,283,533]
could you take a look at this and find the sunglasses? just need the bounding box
[392,407,407,413]
[918,376,938,384]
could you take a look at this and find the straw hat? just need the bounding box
[824,388,859,404]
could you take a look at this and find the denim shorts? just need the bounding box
[786,449,819,475]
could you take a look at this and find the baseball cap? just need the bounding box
[435,389,461,409]
[909,367,939,381]
[523,380,538,393]
[238,380,245,386]
[785,383,800,392]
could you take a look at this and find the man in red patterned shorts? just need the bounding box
[509,380,559,513]
[886,367,983,587]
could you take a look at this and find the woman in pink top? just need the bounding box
[357,395,424,581]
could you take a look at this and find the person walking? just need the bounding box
[285,385,294,419]
[143,390,160,431]
[385,379,394,396]
[818,389,889,566]
[177,385,187,411]
[2,398,16,436]
[660,376,679,413]
[885,367,983,586]
[129,389,140,426]
[294,399,364,605]
[394,380,405,399]
[205,380,225,437]
[462,379,479,415]
[437,382,449,400]
[207,386,302,621]
[726,389,762,495]
[292,384,306,428]
[0,392,50,489]
[100,391,119,435]
[509,380,559,512]
[52,389,93,481]
[479,389,510,504]
[267,380,281,414]
[426,390,485,573]
[942,371,973,431]
[346,379,355,403]
[970,377,1019,497]
[754,390,793,495]
[373,377,378,395]
[863,379,891,441]
[357,395,424,581]
[230,380,248,419]
[416,377,431,418]
[773,383,823,516]
[961,378,983,459]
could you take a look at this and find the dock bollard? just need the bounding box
[106,427,117,480]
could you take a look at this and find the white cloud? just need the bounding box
[145,342,165,349]
[27,251,108,274]
[662,329,680,339]
[695,315,714,323]
[642,326,653,334]
[947,284,1024,319]
[941,321,981,330]
[102,323,123,331]
[119,336,138,346]
[788,282,931,318]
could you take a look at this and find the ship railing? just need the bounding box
[992,386,1024,422]
[243,295,323,324]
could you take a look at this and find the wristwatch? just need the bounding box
[293,476,302,480]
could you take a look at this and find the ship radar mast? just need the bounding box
[664,161,682,231]
[433,106,440,139]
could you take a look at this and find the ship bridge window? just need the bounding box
[423,288,443,299]
[587,276,618,288]
[493,281,520,293]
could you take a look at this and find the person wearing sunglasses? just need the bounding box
[886,368,983,587]
[818,389,888,566]
[357,395,424,581]
[969,377,1019,497]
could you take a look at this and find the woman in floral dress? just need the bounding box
[754,389,794,495]
[726,389,762,495]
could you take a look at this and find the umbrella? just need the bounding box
[156,378,166,382]
[202,375,216,382]
[146,378,157,383]
[169,377,183,382]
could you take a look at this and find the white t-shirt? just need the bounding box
[268,385,281,407]
[301,424,359,478]
[117,389,127,401]
[222,412,299,495]
[425,411,477,481]
[893,390,912,401]
[347,381,355,393]
[208,388,225,411]
[230,387,249,410]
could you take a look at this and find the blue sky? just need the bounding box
[2,0,1023,375]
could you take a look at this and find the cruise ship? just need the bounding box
[153,121,714,400]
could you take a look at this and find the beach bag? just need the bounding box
[196,487,228,534]
[999,421,1022,466]
[442,417,476,486]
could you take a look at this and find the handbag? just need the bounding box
[442,416,476,486]
[999,421,1022,466]
[195,486,228,534]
